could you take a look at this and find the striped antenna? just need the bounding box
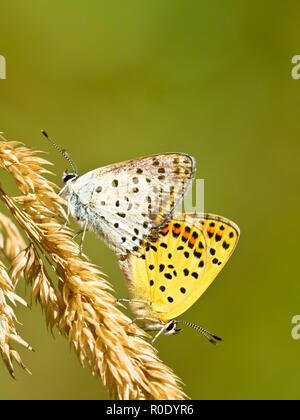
[176,321,222,345]
[41,129,78,176]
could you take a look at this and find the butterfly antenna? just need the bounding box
[40,129,78,175]
[176,321,222,345]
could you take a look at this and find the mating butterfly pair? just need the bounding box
[42,130,240,343]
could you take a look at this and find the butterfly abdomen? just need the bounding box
[68,192,89,224]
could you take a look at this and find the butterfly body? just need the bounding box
[60,153,196,257]
[119,213,240,340]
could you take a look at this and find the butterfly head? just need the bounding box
[164,320,182,336]
[62,169,78,185]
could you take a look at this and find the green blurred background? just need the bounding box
[0,0,300,400]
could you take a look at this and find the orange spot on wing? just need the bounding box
[161,225,170,235]
[182,231,190,240]
[188,236,196,245]
[206,228,215,239]
[172,226,182,235]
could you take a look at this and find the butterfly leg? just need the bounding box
[79,219,88,255]
[58,198,71,231]
[116,298,132,304]
[58,184,69,197]
[131,316,158,325]
[71,223,89,252]
[116,298,151,305]
[151,325,167,344]
[72,230,84,240]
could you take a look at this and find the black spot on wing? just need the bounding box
[222,241,230,250]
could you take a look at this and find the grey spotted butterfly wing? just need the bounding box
[66,153,196,257]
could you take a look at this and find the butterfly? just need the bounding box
[118,213,240,343]
[41,130,196,256]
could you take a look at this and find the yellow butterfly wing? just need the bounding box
[157,213,240,321]
[119,213,240,323]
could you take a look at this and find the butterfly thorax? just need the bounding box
[66,184,112,241]
[61,182,88,224]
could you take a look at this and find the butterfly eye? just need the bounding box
[164,320,178,335]
[62,170,77,184]
[166,321,176,331]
